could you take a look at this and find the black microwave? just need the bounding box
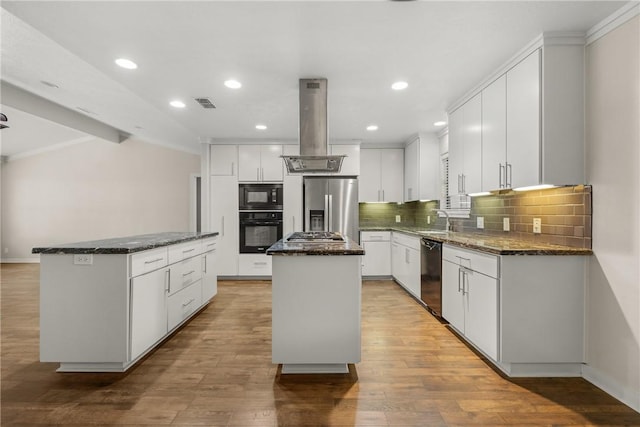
[239,183,283,210]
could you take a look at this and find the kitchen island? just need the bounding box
[266,232,364,374]
[33,232,219,372]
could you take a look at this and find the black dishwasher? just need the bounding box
[420,238,442,318]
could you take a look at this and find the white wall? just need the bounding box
[584,15,640,411]
[1,138,200,261]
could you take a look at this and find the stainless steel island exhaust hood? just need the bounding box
[282,79,346,174]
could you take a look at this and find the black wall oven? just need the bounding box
[239,183,283,211]
[239,211,283,253]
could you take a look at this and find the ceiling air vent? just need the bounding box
[195,98,216,109]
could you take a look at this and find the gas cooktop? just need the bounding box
[285,231,345,243]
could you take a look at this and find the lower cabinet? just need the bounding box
[202,247,218,302]
[130,267,169,360]
[361,231,391,276]
[239,254,272,276]
[168,280,203,331]
[391,232,421,298]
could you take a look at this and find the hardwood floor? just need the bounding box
[2,263,639,426]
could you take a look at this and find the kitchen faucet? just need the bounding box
[433,209,451,232]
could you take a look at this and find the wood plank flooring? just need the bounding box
[2,263,639,426]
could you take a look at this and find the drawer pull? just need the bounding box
[206,243,216,248]
[182,248,196,254]
[182,270,196,277]
[254,262,268,266]
[182,298,195,308]
[144,257,164,264]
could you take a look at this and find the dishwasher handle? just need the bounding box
[421,239,441,251]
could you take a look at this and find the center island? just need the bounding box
[266,231,365,374]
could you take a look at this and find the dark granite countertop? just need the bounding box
[266,234,364,256]
[32,232,219,255]
[360,227,592,256]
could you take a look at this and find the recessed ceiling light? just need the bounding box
[434,121,447,126]
[170,100,186,108]
[255,124,267,130]
[366,125,379,131]
[224,79,242,89]
[391,81,408,90]
[115,58,138,70]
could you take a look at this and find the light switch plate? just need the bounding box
[533,218,542,234]
[74,254,93,265]
[427,216,431,225]
[477,216,484,229]
[395,215,401,223]
[503,217,510,231]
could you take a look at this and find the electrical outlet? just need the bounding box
[533,218,542,234]
[395,215,401,223]
[477,216,484,229]
[503,217,510,231]
[73,254,93,265]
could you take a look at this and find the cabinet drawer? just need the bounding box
[167,280,202,332]
[391,232,421,250]
[169,256,202,295]
[168,241,202,264]
[361,231,390,242]
[130,247,169,277]
[443,245,499,278]
[238,254,272,276]
[201,237,218,253]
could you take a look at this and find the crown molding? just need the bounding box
[586,1,639,45]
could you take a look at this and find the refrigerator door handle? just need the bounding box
[324,194,329,232]
[328,194,333,232]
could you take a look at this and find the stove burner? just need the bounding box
[286,231,345,243]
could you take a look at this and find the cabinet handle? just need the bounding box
[231,162,235,176]
[499,163,505,188]
[203,255,207,273]
[206,243,216,249]
[462,174,466,193]
[292,216,296,231]
[458,268,463,293]
[254,261,268,266]
[405,248,410,264]
[182,248,195,254]
[165,269,170,293]
[182,298,195,308]
[378,189,381,202]
[221,216,225,237]
[506,163,513,188]
[144,257,164,265]
[261,168,264,181]
[382,190,385,201]
[257,168,260,181]
[183,270,195,277]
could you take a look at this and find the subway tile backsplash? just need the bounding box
[359,185,592,249]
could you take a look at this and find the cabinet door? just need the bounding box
[130,268,168,360]
[507,50,540,189]
[463,94,482,194]
[362,240,391,276]
[482,75,507,191]
[447,108,464,195]
[330,144,360,176]
[359,149,382,202]
[391,242,401,281]
[283,145,303,235]
[260,145,283,182]
[404,140,418,201]
[464,270,498,361]
[238,145,262,182]
[210,176,238,275]
[210,145,237,176]
[202,249,217,301]
[381,149,404,203]
[442,260,464,332]
[405,247,421,297]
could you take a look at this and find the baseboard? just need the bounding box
[1,258,40,264]
[582,364,640,413]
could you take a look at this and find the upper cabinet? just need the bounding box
[282,145,303,235]
[238,145,283,182]
[449,34,585,193]
[404,134,440,202]
[330,144,360,176]
[210,145,238,176]
[448,95,482,195]
[359,148,403,203]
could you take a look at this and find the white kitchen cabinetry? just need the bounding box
[447,94,482,195]
[238,145,283,182]
[481,75,508,191]
[210,145,238,176]
[210,175,238,276]
[442,245,498,361]
[201,238,218,302]
[130,266,168,360]
[404,134,440,202]
[239,254,272,276]
[39,236,218,372]
[330,144,360,176]
[360,231,391,276]
[390,232,421,297]
[360,149,403,203]
[283,145,303,235]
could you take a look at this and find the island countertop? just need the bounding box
[32,231,219,255]
[266,235,364,256]
[361,227,592,256]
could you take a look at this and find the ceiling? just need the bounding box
[0,1,626,157]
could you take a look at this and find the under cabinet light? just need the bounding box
[513,184,556,192]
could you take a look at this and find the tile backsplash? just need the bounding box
[359,185,592,249]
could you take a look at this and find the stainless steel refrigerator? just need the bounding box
[303,177,359,243]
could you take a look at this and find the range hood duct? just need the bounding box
[282,78,345,173]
